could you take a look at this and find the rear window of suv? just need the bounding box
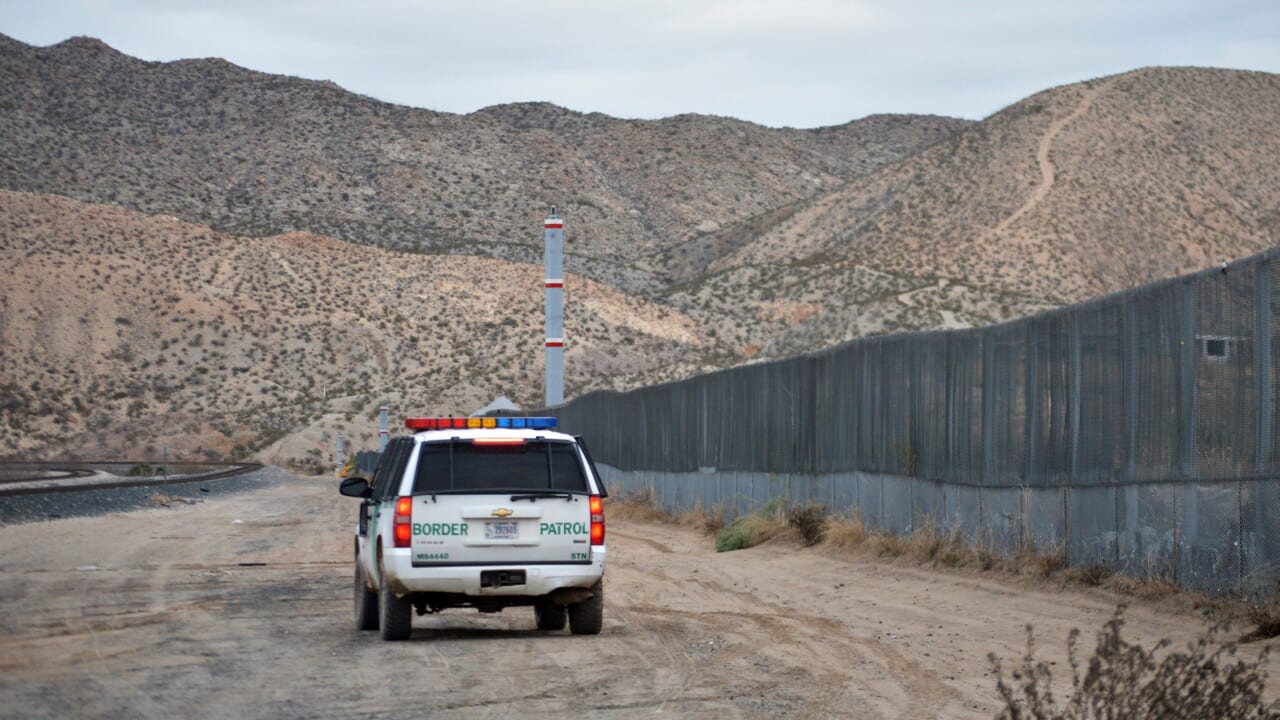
[411,440,588,494]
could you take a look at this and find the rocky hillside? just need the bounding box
[3,34,1278,462]
[0,191,720,465]
[662,67,1280,358]
[0,34,968,295]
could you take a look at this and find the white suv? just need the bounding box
[339,417,607,641]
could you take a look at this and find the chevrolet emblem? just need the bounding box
[491,508,514,518]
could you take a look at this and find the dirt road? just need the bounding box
[0,472,1274,718]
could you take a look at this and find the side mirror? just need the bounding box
[339,477,372,498]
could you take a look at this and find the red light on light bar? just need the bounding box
[406,417,534,432]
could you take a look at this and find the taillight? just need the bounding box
[589,495,605,546]
[393,496,412,547]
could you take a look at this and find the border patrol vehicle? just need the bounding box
[339,416,607,641]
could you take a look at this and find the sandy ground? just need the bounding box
[0,472,1275,719]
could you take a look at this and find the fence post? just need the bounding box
[1125,485,1138,567]
[1180,283,1199,548]
[1069,314,1082,481]
[1124,299,1139,478]
[1180,282,1199,479]
[1255,262,1272,584]
[1025,324,1040,484]
[1256,266,1272,470]
[982,335,997,484]
[1124,297,1141,563]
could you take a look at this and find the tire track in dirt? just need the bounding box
[1,473,1273,719]
[609,523,964,718]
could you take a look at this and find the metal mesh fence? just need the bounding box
[539,248,1280,596]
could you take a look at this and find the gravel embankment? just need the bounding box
[0,465,301,525]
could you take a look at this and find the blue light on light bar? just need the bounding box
[488,417,556,430]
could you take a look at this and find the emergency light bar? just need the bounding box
[404,417,558,431]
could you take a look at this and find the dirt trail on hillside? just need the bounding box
[0,473,1274,719]
[995,79,1113,235]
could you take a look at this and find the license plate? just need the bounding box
[485,521,518,540]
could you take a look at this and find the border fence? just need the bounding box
[544,248,1280,597]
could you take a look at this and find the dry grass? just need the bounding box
[606,489,726,535]
[675,502,725,535]
[604,488,672,524]
[614,494,1280,641]
[831,518,996,570]
[1060,563,1115,587]
[821,514,870,549]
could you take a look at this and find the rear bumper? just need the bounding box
[384,547,606,597]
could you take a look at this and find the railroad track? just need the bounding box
[0,462,263,496]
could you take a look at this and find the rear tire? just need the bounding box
[568,581,603,635]
[354,559,379,631]
[378,563,412,641]
[534,602,567,631]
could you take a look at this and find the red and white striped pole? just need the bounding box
[544,208,564,406]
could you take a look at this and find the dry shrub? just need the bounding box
[822,514,870,549]
[904,520,945,562]
[875,520,936,561]
[990,607,1277,720]
[878,532,909,558]
[974,531,998,571]
[788,503,826,547]
[1005,544,1069,578]
[715,495,790,552]
[676,502,725,535]
[1243,597,1280,643]
[937,533,969,568]
[1061,563,1114,587]
[1036,546,1069,577]
[715,515,783,552]
[1119,576,1183,602]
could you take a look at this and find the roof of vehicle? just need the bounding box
[409,427,577,443]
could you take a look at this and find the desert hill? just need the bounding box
[0,190,719,464]
[0,34,968,295]
[659,67,1280,358]
[3,35,1279,461]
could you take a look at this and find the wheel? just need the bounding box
[534,602,567,631]
[354,559,379,631]
[378,562,412,641]
[567,581,603,635]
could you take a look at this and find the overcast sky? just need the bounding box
[2,0,1276,128]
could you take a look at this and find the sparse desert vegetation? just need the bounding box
[2,35,1279,470]
[990,610,1277,720]
[0,191,715,462]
